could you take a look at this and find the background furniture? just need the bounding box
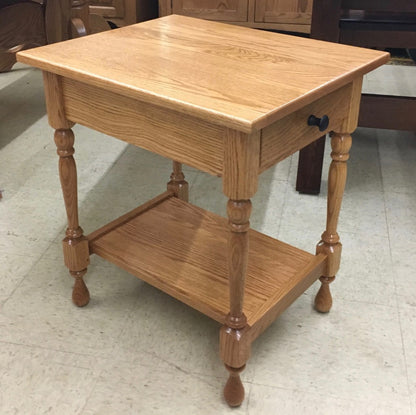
[0,0,157,73]
[0,0,93,72]
[90,0,157,27]
[17,14,388,407]
[159,0,313,33]
[296,0,416,194]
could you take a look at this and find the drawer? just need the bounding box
[259,82,356,173]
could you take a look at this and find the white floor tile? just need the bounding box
[80,357,249,415]
[248,383,412,415]
[0,342,103,415]
[399,305,416,414]
[0,255,142,357]
[251,298,408,405]
[378,129,416,195]
[1,56,415,413]
[113,283,256,381]
[0,253,41,304]
[385,192,416,241]
[391,240,416,308]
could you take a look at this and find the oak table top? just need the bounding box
[17,15,389,407]
[17,14,389,132]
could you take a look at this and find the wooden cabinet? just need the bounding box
[255,0,312,28]
[90,0,158,26]
[89,0,133,25]
[161,0,313,32]
[171,0,248,22]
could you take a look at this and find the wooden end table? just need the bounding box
[17,15,388,407]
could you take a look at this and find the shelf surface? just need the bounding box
[89,194,326,331]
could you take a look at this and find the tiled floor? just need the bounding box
[1,63,415,415]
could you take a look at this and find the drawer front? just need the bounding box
[260,83,353,173]
[171,0,248,22]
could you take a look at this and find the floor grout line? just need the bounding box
[377,129,414,413]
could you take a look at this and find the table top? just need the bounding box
[17,15,389,131]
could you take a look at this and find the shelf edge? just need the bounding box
[248,253,327,341]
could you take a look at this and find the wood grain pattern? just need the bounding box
[294,75,362,196]
[17,15,389,132]
[43,72,74,129]
[71,269,90,307]
[315,132,352,313]
[260,83,351,173]
[89,196,324,327]
[20,14,390,408]
[162,0,312,33]
[358,94,416,131]
[172,0,248,22]
[0,2,46,49]
[295,135,326,194]
[222,364,246,407]
[62,77,224,176]
[87,191,174,246]
[123,0,137,25]
[226,199,251,327]
[255,0,312,25]
[54,129,81,233]
[0,2,46,72]
[63,236,90,272]
[315,276,335,313]
[54,128,90,306]
[44,0,72,44]
[227,20,312,32]
[223,130,260,199]
[159,0,171,18]
[167,161,189,201]
[71,0,91,35]
[89,0,124,17]
[220,198,252,405]
[339,77,363,133]
[249,254,325,339]
[220,328,250,368]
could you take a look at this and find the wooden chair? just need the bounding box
[0,0,92,72]
[296,0,416,194]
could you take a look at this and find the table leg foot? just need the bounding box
[70,269,90,307]
[167,161,188,201]
[314,276,335,313]
[220,321,250,407]
[224,364,245,407]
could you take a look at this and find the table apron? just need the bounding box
[59,77,360,178]
[61,77,225,176]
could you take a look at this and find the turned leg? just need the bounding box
[54,128,90,307]
[220,199,252,407]
[167,161,188,201]
[315,132,352,312]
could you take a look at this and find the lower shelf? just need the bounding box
[88,192,326,338]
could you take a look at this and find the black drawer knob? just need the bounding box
[307,114,329,132]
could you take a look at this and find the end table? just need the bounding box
[17,15,389,406]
